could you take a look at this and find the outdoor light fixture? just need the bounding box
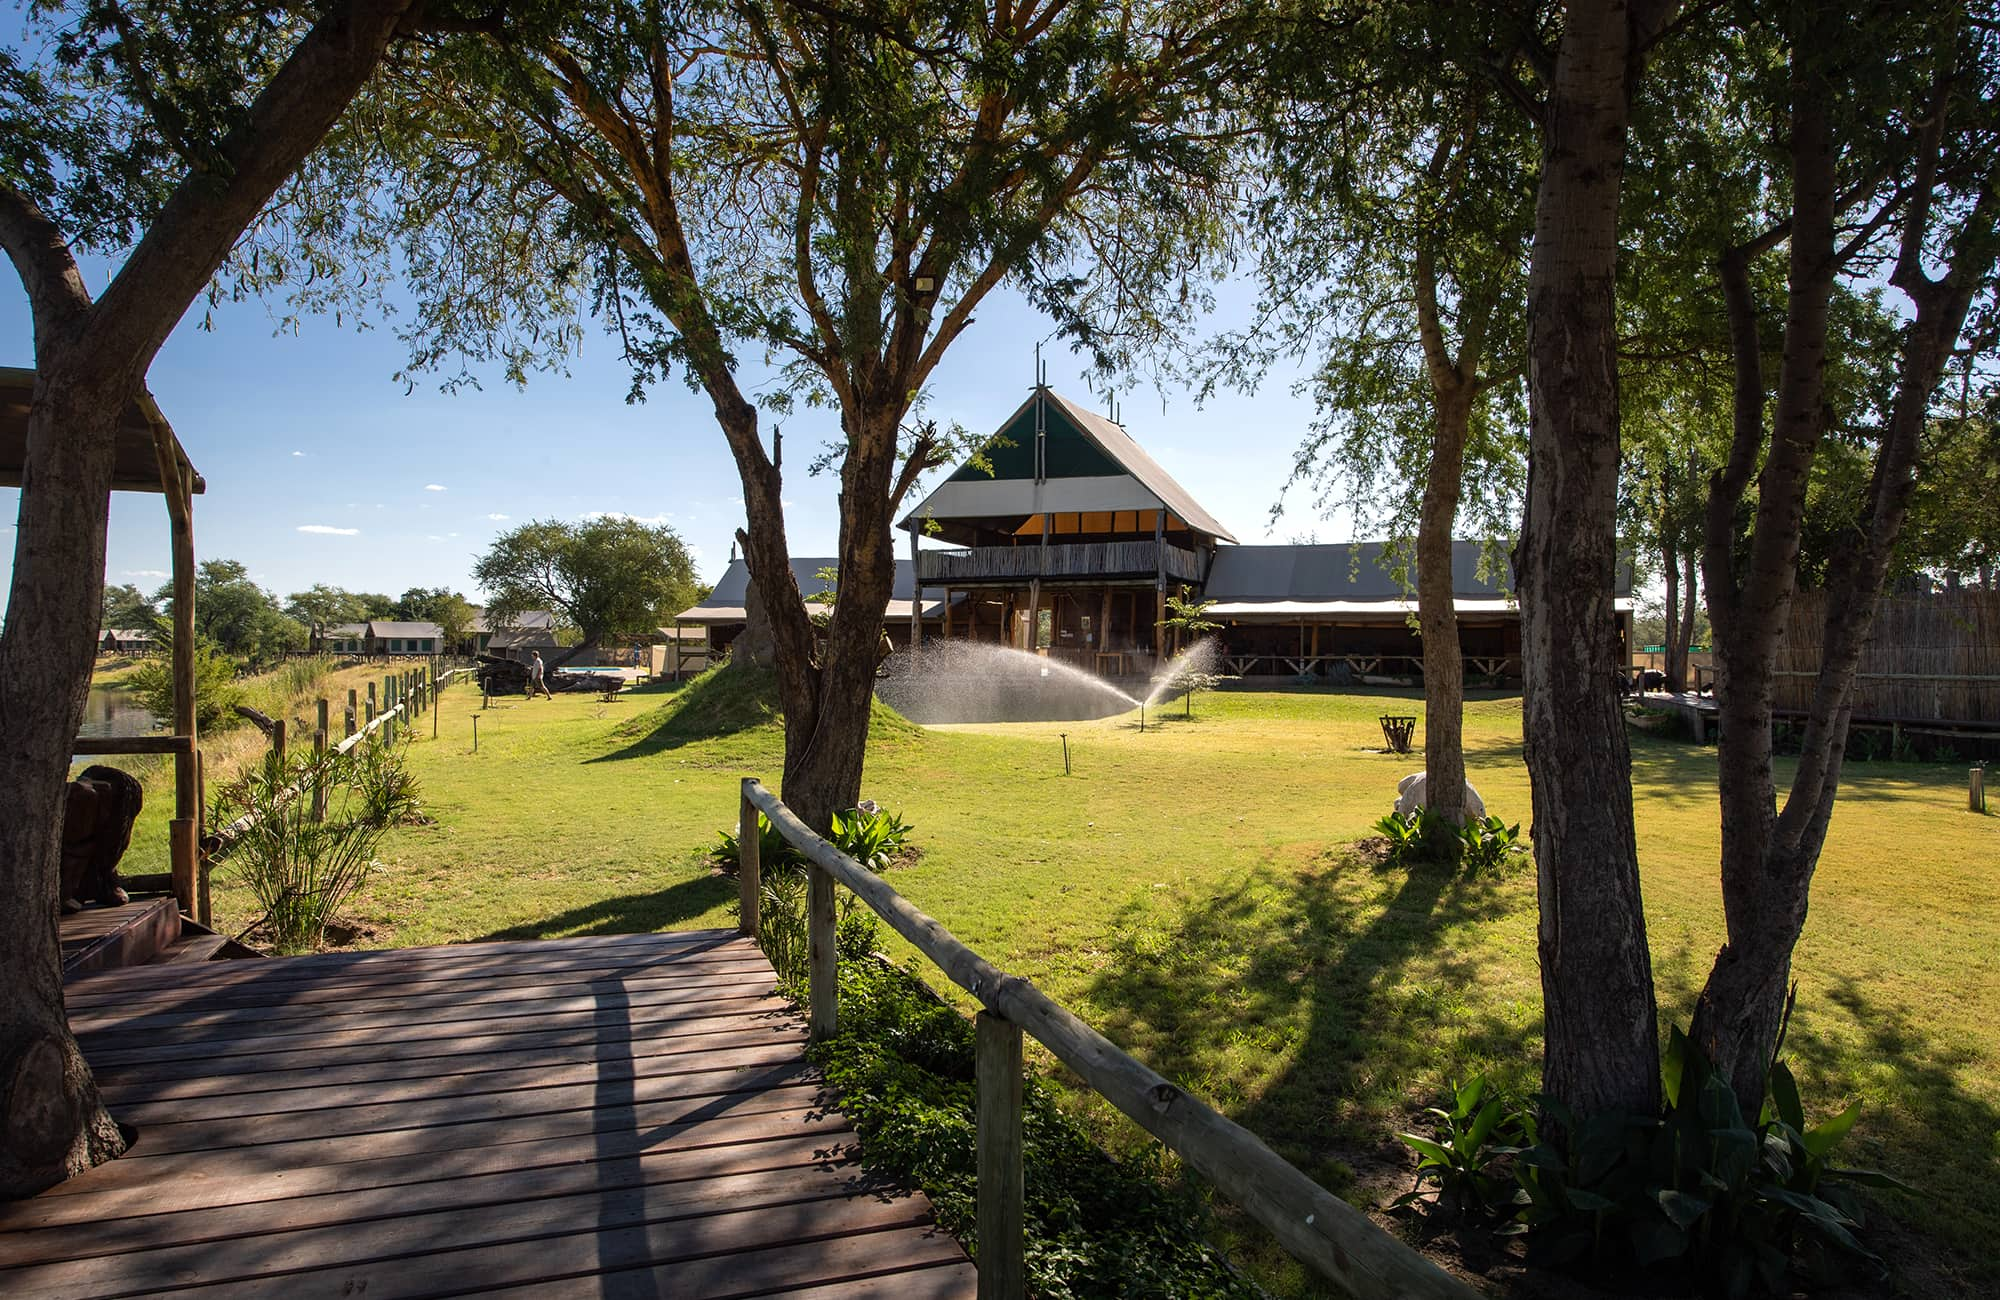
[914,275,936,293]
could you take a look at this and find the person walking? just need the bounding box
[526,650,554,699]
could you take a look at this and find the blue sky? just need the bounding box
[1,260,1336,611]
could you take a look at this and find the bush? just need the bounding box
[715,801,915,874]
[1508,1027,1908,1296]
[350,735,425,826]
[129,639,243,732]
[1394,1074,1524,1219]
[811,958,1258,1298]
[211,748,385,954]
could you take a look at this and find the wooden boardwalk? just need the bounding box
[2,929,973,1298]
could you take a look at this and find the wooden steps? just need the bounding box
[60,897,258,983]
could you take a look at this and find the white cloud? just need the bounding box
[123,569,167,578]
[297,524,360,536]
[425,534,444,541]
[424,483,447,492]
[447,531,460,538]
[291,450,306,458]
[583,510,673,526]
[486,512,509,521]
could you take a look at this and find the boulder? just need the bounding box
[1394,772,1487,823]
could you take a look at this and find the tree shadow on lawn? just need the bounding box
[1784,974,2000,1292]
[1081,850,1525,1193]
[473,872,737,941]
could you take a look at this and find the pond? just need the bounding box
[76,685,160,754]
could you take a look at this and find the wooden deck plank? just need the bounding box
[90,1015,805,1087]
[95,1028,809,1104]
[0,1131,852,1268]
[4,930,968,1298]
[76,995,795,1067]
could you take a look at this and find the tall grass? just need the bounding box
[214,747,385,953]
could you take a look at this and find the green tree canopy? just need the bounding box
[158,560,302,665]
[473,517,699,658]
[99,583,157,631]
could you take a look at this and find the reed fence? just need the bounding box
[1775,590,2000,726]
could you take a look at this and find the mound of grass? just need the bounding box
[617,664,783,743]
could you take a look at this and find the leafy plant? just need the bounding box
[1373,809,1420,866]
[1510,1027,1909,1296]
[830,803,914,870]
[211,748,384,954]
[350,735,424,826]
[129,635,243,732]
[1458,815,1524,874]
[1394,1074,1523,1219]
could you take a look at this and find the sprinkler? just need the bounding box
[472,715,479,753]
[1138,700,1145,733]
[1060,732,1071,775]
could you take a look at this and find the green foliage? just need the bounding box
[828,803,915,871]
[128,636,243,732]
[809,957,1257,1298]
[159,559,304,668]
[101,582,157,631]
[211,748,387,954]
[1510,1029,1909,1295]
[1394,1074,1524,1218]
[1458,815,1524,874]
[351,735,425,827]
[1372,808,1422,867]
[474,516,700,652]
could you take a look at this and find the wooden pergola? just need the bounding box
[0,366,206,916]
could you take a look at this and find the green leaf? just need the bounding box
[1464,1098,1504,1151]
[1663,1024,1690,1109]
[1823,1166,1914,1191]
[1656,1187,1711,1228]
[1770,1059,1806,1133]
[1565,1187,1617,1213]
[1803,1100,1862,1158]
[1396,1133,1455,1168]
[1453,1074,1488,1120]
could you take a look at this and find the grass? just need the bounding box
[194,670,2000,1295]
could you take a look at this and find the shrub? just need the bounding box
[1394,1073,1524,1219]
[1373,809,1421,866]
[130,638,243,732]
[1458,815,1525,874]
[716,801,915,873]
[350,735,425,826]
[1510,1027,1909,1295]
[811,957,1257,1297]
[211,749,384,954]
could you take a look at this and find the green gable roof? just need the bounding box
[949,399,1121,482]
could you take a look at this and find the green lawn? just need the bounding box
[203,674,2000,1295]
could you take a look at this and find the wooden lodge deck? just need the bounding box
[2,929,972,1298]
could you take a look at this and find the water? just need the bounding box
[877,640,1141,724]
[78,686,160,742]
[1143,637,1223,710]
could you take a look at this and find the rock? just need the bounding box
[1394,772,1487,823]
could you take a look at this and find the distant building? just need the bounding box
[99,628,156,655]
[673,558,953,659]
[325,620,446,656]
[469,608,562,660]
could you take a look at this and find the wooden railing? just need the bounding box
[918,540,1203,585]
[737,778,1475,1300]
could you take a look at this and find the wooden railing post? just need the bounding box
[738,778,761,938]
[312,697,330,823]
[976,1010,1026,1300]
[1973,766,1987,813]
[808,862,837,1039]
[346,687,358,737]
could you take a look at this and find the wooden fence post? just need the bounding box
[272,719,287,767]
[808,863,837,1040]
[738,779,761,938]
[976,1010,1026,1300]
[1974,766,1987,814]
[194,750,210,927]
[312,697,330,823]
[347,687,358,738]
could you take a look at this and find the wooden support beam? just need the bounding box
[169,817,197,917]
[738,779,761,937]
[976,1011,1026,1300]
[1974,766,1987,814]
[808,864,838,1040]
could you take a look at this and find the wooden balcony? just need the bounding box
[918,540,1203,586]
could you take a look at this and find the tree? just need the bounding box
[391,585,476,649]
[162,559,303,666]
[1516,0,1678,1123]
[473,517,699,663]
[0,0,419,1194]
[1686,0,2000,1109]
[1229,3,1534,859]
[355,0,1240,831]
[100,582,156,632]
[285,583,373,632]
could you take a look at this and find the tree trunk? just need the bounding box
[0,365,133,1195]
[0,0,418,1196]
[1675,544,1698,689]
[1418,392,1470,860]
[1518,0,1666,1123]
[1662,530,1682,693]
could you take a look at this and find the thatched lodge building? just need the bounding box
[677,387,1632,683]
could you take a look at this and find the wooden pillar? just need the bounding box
[976,1010,1026,1300]
[1152,509,1165,662]
[739,779,762,937]
[908,529,923,657]
[1973,766,1987,814]
[944,586,954,640]
[152,434,199,915]
[1099,588,1114,655]
[1025,581,1040,652]
[808,865,838,1039]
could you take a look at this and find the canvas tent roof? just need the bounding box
[367,620,445,639]
[898,388,1236,543]
[0,365,203,494]
[471,608,558,633]
[1202,542,1633,619]
[676,556,952,624]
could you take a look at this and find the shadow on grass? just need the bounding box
[1083,853,1522,1188]
[473,872,737,941]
